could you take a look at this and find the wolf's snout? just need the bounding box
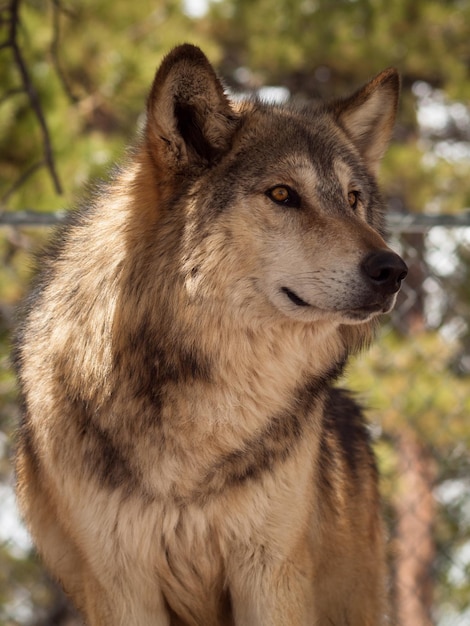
[362,250,408,295]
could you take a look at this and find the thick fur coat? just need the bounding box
[15,44,407,625]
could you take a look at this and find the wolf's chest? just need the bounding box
[95,495,231,621]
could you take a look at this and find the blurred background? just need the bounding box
[1,0,470,624]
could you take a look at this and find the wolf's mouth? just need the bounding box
[281,286,395,320]
[281,287,310,307]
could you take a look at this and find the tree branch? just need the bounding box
[7,0,63,195]
[0,160,45,205]
[50,0,79,103]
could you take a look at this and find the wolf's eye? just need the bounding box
[267,185,301,209]
[348,190,360,210]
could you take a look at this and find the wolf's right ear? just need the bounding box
[145,44,238,172]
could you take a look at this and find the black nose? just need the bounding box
[362,250,408,295]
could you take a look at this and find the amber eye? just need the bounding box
[348,190,360,210]
[271,186,289,202]
[266,185,301,208]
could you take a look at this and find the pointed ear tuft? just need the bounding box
[332,68,400,174]
[145,44,238,172]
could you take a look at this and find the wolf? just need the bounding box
[14,44,407,625]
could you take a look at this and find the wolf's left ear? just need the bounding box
[145,44,238,172]
[332,68,400,174]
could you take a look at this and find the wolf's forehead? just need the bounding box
[235,124,359,194]
[238,109,358,177]
[278,153,356,188]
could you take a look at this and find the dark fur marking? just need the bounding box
[316,388,377,515]
[44,364,140,498]
[322,388,372,477]
[71,398,142,494]
[113,309,213,421]
[199,376,331,498]
[122,341,212,403]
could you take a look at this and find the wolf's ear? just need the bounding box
[145,44,238,172]
[332,68,400,174]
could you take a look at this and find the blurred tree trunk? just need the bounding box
[393,231,436,626]
[394,428,437,626]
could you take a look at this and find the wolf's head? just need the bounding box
[144,44,407,328]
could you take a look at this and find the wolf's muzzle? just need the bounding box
[361,250,408,296]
